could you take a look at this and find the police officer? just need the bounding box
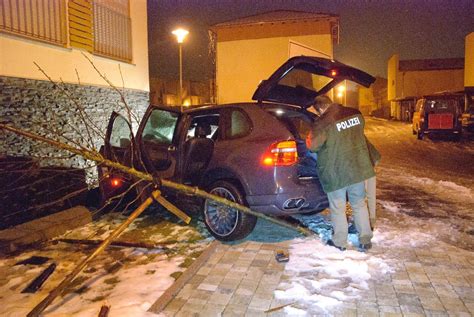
[307,95,375,252]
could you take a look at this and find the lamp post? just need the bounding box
[172,28,189,106]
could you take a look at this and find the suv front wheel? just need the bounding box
[203,181,257,241]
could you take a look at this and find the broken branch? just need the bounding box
[27,190,159,317]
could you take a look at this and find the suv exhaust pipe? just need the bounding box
[283,198,306,210]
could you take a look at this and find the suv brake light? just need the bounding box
[262,140,298,166]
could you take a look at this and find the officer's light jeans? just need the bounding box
[365,176,376,226]
[327,181,373,247]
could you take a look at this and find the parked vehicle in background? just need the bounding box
[412,93,464,140]
[98,56,375,241]
[461,93,474,133]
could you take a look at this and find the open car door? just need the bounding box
[98,112,135,207]
[252,56,375,108]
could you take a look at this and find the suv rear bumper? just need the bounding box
[422,128,462,134]
[246,190,329,216]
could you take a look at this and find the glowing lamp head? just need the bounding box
[331,70,337,76]
[172,28,189,43]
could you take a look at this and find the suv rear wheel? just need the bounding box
[203,180,257,241]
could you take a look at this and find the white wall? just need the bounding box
[216,34,333,104]
[0,0,149,92]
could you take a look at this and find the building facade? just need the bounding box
[210,10,339,104]
[358,77,390,118]
[149,78,213,107]
[465,33,474,95]
[387,54,464,121]
[0,0,149,176]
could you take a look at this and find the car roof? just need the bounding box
[422,92,464,99]
[149,102,301,114]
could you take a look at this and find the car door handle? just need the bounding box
[168,145,177,152]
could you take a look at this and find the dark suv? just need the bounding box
[99,57,375,241]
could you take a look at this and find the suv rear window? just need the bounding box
[263,105,313,139]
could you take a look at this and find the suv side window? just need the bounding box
[186,113,220,141]
[226,109,252,139]
[141,109,179,145]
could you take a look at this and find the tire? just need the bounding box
[203,180,257,241]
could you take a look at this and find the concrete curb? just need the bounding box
[148,239,220,314]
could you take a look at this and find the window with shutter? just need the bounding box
[93,0,132,62]
[1,0,132,63]
[0,0,67,46]
[68,0,93,51]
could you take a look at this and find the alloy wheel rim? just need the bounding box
[204,187,239,237]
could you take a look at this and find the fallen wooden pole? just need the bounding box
[56,238,168,250]
[27,190,159,317]
[152,190,191,224]
[1,123,314,237]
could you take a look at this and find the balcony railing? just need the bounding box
[0,0,67,46]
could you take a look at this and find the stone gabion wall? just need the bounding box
[0,75,149,184]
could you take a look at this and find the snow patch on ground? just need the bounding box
[382,168,473,203]
[44,253,182,317]
[274,237,393,314]
[0,213,210,317]
[377,200,437,246]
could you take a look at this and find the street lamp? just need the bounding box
[172,28,189,106]
[337,81,347,106]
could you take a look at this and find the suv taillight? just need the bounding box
[261,140,298,166]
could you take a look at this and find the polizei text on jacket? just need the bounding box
[336,117,361,131]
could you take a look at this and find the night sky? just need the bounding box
[147,0,474,81]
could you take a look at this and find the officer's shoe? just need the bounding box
[357,242,372,252]
[326,239,346,251]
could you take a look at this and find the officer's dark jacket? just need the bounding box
[308,103,375,193]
